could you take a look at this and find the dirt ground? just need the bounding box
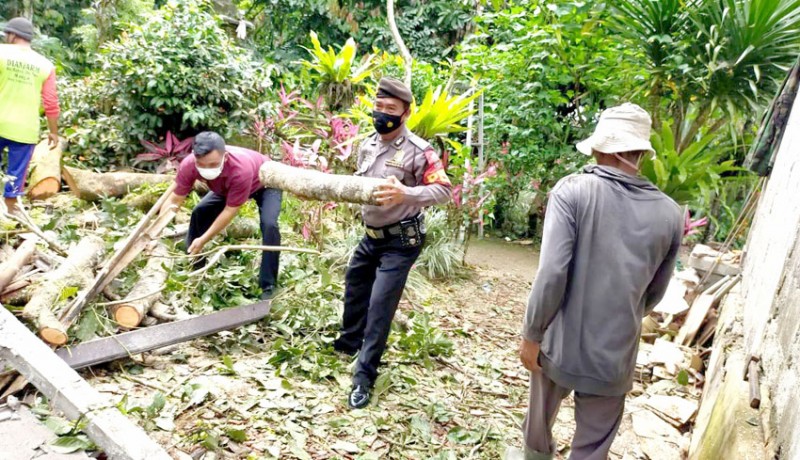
[78,237,687,459]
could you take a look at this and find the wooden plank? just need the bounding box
[0,305,171,460]
[57,301,271,369]
[676,276,732,346]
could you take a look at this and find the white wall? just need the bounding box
[740,90,800,459]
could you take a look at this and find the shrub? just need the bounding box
[61,0,270,168]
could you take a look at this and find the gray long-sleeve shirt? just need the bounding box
[356,127,452,227]
[523,165,683,396]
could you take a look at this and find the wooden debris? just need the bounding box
[652,277,691,316]
[688,244,741,277]
[676,275,739,346]
[649,339,689,375]
[259,161,386,205]
[148,302,192,323]
[60,184,176,331]
[746,356,762,409]
[0,236,37,292]
[644,395,699,427]
[22,235,106,345]
[111,243,173,329]
[56,300,271,369]
[0,305,172,460]
[2,206,67,256]
[1,284,33,306]
[27,139,63,200]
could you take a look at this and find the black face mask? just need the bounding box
[372,110,403,135]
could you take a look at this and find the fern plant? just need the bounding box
[303,31,379,111]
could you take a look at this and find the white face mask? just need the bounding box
[197,155,225,180]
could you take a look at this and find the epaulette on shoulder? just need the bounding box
[407,133,431,151]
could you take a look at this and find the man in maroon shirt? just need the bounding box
[160,131,283,299]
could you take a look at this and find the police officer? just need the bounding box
[333,77,452,409]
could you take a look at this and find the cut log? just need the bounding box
[0,305,172,459]
[55,301,271,369]
[62,166,177,202]
[27,139,63,200]
[60,184,176,331]
[112,243,173,328]
[0,237,38,292]
[22,235,106,345]
[259,161,385,205]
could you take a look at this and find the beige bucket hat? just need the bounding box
[576,103,655,156]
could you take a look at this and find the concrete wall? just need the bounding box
[739,90,800,459]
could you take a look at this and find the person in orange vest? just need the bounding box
[0,17,60,213]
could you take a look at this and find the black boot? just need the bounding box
[348,385,371,409]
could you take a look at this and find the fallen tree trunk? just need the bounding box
[27,140,63,200]
[62,166,177,202]
[111,243,173,329]
[259,161,384,205]
[0,306,173,460]
[0,237,37,292]
[22,235,106,345]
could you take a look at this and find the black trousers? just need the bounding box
[186,188,283,290]
[335,234,424,387]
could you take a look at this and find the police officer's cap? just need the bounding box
[377,77,413,105]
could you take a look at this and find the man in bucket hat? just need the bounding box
[0,17,60,213]
[507,103,683,460]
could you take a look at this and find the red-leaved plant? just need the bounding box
[135,131,194,173]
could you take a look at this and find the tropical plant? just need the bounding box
[303,31,380,111]
[640,122,744,204]
[454,0,640,235]
[406,87,482,139]
[134,131,194,173]
[609,0,800,152]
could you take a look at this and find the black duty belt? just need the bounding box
[365,214,426,245]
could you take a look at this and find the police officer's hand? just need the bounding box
[374,176,407,206]
[519,338,542,372]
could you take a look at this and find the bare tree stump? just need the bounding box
[22,236,106,345]
[111,243,173,328]
[259,161,384,205]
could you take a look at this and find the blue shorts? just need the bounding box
[0,137,35,198]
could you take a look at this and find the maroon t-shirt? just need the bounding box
[174,146,267,207]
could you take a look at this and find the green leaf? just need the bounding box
[49,435,93,454]
[58,286,79,302]
[677,369,690,386]
[147,392,166,418]
[44,416,74,436]
[447,426,482,445]
[225,428,248,443]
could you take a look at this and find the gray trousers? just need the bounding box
[522,371,625,460]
